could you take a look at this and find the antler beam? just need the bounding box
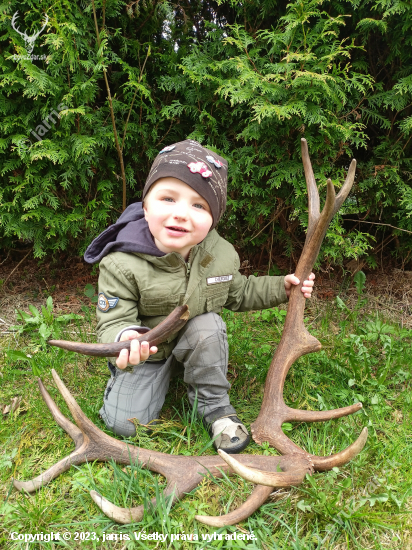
[251,139,367,470]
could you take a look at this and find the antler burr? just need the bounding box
[251,138,367,470]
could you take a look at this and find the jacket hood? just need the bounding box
[84,202,165,264]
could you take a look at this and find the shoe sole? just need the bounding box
[215,433,251,454]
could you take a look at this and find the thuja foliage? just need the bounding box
[1,0,412,267]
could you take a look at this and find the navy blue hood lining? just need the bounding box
[84,202,165,264]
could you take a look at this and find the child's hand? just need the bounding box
[284,273,315,299]
[116,330,158,370]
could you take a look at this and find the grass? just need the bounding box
[0,285,411,549]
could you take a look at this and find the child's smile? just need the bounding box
[143,177,214,260]
[166,225,189,235]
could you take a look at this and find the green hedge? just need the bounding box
[1,0,412,268]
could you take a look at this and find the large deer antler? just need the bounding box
[13,369,312,526]
[251,138,368,470]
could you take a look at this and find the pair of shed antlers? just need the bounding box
[13,139,367,526]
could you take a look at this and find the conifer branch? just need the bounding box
[92,0,127,211]
[121,46,151,152]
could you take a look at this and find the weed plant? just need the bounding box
[0,284,410,549]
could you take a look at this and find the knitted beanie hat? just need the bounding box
[142,139,228,229]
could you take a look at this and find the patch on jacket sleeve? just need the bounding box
[207,275,233,285]
[97,293,119,312]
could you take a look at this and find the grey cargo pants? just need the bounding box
[100,312,236,437]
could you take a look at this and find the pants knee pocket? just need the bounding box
[99,406,137,438]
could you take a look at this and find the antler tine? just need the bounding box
[13,377,86,492]
[48,305,190,358]
[295,178,336,279]
[195,452,312,527]
[49,368,147,458]
[333,159,357,216]
[255,419,367,472]
[319,178,336,225]
[311,427,368,472]
[13,449,91,493]
[286,401,362,422]
[51,369,104,433]
[90,481,180,525]
[37,377,84,447]
[90,491,144,524]
[217,450,309,487]
[195,485,274,527]
[301,138,320,242]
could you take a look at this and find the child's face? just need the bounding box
[143,177,213,260]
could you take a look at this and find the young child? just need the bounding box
[84,140,314,453]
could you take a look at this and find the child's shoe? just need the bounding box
[208,415,250,454]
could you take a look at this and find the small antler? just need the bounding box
[48,305,190,357]
[13,370,313,525]
[251,139,367,471]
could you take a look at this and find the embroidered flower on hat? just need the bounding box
[187,161,213,179]
[206,155,223,169]
[159,145,176,154]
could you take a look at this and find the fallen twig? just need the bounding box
[1,248,32,290]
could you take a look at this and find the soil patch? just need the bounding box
[0,255,98,326]
[1,254,412,329]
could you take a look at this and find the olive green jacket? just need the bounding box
[96,229,288,361]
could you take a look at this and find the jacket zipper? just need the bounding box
[186,249,194,278]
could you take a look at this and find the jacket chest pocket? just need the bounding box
[139,291,183,317]
[205,283,230,313]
